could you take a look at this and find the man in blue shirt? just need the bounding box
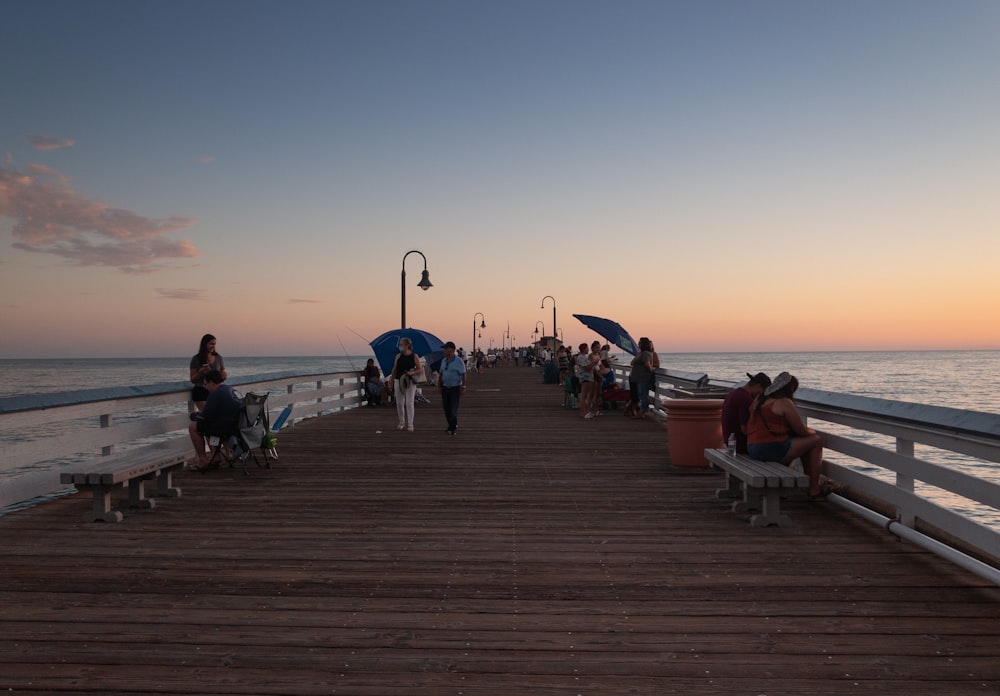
[188,370,243,470]
[438,341,467,435]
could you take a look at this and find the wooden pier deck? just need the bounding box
[2,367,999,695]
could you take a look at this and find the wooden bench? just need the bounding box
[703,448,810,527]
[60,444,190,523]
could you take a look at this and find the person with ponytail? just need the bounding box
[747,371,830,499]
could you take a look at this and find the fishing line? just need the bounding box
[336,333,358,371]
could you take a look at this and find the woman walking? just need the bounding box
[387,337,423,432]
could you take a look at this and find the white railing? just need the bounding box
[0,370,364,509]
[794,388,1000,566]
[610,363,1000,574]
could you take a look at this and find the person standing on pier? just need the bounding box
[438,341,467,435]
[387,337,422,432]
[575,343,596,418]
[626,337,657,419]
[189,333,227,411]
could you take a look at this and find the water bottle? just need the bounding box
[727,433,737,456]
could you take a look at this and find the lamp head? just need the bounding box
[480,319,486,328]
[417,269,432,291]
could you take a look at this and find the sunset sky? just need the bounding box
[2,0,999,359]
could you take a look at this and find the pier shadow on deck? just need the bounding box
[1,366,999,694]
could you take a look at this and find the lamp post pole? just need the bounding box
[401,250,432,329]
[534,321,545,346]
[472,312,486,363]
[541,296,556,347]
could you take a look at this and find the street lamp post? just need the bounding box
[541,296,556,346]
[401,250,432,329]
[472,312,486,362]
[533,321,545,345]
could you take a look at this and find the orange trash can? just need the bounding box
[663,397,725,468]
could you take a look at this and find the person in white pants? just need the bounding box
[387,337,423,432]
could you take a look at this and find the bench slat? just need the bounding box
[704,449,808,488]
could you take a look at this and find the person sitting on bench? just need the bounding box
[188,370,242,471]
[721,371,771,453]
[747,371,828,499]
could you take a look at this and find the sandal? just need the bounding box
[807,480,841,500]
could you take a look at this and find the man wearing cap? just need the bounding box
[721,372,771,454]
[439,341,467,435]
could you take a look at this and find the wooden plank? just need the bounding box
[1,366,999,694]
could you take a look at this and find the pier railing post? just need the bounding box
[896,437,916,527]
[100,413,113,456]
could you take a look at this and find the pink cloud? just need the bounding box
[26,134,76,151]
[288,298,321,304]
[193,155,215,165]
[0,164,199,273]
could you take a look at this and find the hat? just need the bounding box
[764,371,793,396]
[443,341,456,349]
[746,372,771,388]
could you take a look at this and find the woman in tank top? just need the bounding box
[387,337,422,432]
[747,371,830,499]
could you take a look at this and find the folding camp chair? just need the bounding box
[236,392,274,476]
[203,405,244,471]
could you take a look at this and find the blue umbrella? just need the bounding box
[572,314,639,355]
[369,328,445,376]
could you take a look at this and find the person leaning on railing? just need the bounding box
[746,371,831,500]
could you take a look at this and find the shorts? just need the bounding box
[195,419,230,439]
[747,439,793,463]
[191,385,210,402]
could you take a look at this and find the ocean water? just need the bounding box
[2,351,999,530]
[3,350,998,409]
[660,350,1000,415]
[0,356,364,399]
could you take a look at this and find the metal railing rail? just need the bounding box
[0,370,364,509]
[612,364,1000,569]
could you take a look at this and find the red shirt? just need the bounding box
[721,387,754,453]
[747,400,793,445]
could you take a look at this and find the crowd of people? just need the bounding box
[184,332,830,498]
[554,338,659,420]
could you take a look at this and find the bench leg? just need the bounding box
[748,489,793,528]
[124,477,156,511]
[732,488,763,514]
[81,486,124,523]
[152,464,183,498]
[715,473,742,500]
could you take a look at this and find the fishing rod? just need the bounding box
[345,326,371,344]
[335,333,358,372]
